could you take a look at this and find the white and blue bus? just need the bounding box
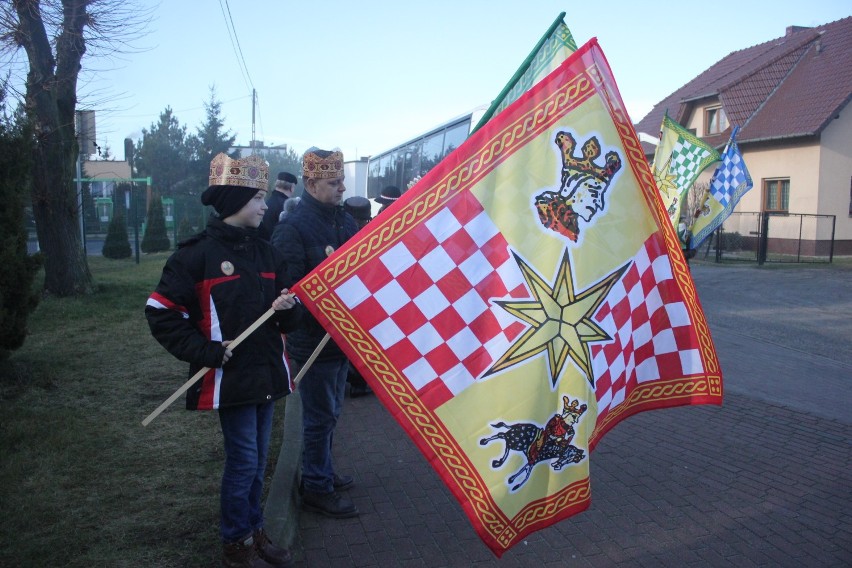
[366,105,486,201]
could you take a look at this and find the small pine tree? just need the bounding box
[176,215,195,245]
[141,194,171,253]
[102,206,131,259]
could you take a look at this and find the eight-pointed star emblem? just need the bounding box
[486,249,628,388]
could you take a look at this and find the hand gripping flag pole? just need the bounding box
[141,306,328,427]
[141,307,277,426]
[142,248,335,427]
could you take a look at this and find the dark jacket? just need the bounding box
[260,190,289,240]
[272,191,358,363]
[146,216,303,410]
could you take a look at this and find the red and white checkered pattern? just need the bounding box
[590,234,705,421]
[336,191,528,409]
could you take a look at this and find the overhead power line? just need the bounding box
[217,0,254,94]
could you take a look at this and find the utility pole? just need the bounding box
[251,88,257,151]
[75,110,96,252]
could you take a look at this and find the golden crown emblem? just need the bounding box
[556,131,621,186]
[561,395,588,418]
[208,153,269,190]
[303,149,344,180]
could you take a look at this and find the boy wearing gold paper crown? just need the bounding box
[271,147,360,518]
[146,153,303,567]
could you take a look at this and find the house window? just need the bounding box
[705,106,728,135]
[764,178,790,213]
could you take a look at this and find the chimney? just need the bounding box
[786,25,811,36]
[815,30,825,54]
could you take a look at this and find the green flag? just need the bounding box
[652,113,720,229]
[470,12,576,134]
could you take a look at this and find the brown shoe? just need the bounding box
[253,528,293,568]
[222,535,274,568]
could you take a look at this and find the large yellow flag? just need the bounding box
[292,40,722,556]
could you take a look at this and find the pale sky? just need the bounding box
[5,0,850,161]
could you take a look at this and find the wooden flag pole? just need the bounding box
[291,333,331,385]
[141,307,276,427]
[289,247,335,387]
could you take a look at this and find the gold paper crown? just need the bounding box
[302,148,344,180]
[208,153,269,190]
[556,131,621,185]
[561,396,588,418]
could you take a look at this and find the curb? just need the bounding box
[264,390,302,548]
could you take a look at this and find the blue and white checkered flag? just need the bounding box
[711,131,749,208]
[691,127,753,249]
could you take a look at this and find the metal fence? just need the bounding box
[697,212,837,264]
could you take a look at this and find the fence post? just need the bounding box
[715,226,722,262]
[829,215,836,263]
[757,213,769,265]
[797,215,803,263]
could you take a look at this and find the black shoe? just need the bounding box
[333,473,354,491]
[302,490,359,518]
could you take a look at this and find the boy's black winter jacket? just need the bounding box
[146,216,303,410]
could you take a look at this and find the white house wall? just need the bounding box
[817,102,852,240]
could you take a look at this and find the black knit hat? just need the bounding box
[277,171,297,184]
[201,184,259,219]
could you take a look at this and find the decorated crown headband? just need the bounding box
[303,150,344,180]
[556,131,621,184]
[209,153,269,190]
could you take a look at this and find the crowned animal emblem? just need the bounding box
[480,395,588,491]
[535,131,622,241]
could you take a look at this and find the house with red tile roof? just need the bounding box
[635,16,852,256]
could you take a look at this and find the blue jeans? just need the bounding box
[297,358,348,494]
[218,401,274,543]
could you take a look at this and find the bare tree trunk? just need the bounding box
[30,121,93,296]
[15,0,93,296]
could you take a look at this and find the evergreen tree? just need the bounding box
[176,215,196,244]
[135,107,194,216]
[102,205,131,259]
[141,194,171,253]
[0,86,41,360]
[184,87,238,225]
[192,86,237,174]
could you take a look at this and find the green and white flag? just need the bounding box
[470,12,577,134]
[652,113,720,229]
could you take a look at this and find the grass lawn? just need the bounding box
[0,254,287,567]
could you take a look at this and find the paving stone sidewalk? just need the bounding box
[269,261,852,567]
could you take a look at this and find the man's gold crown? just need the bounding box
[556,131,621,185]
[303,148,344,180]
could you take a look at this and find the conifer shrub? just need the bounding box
[0,101,41,360]
[176,216,195,245]
[141,195,171,253]
[102,207,132,259]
